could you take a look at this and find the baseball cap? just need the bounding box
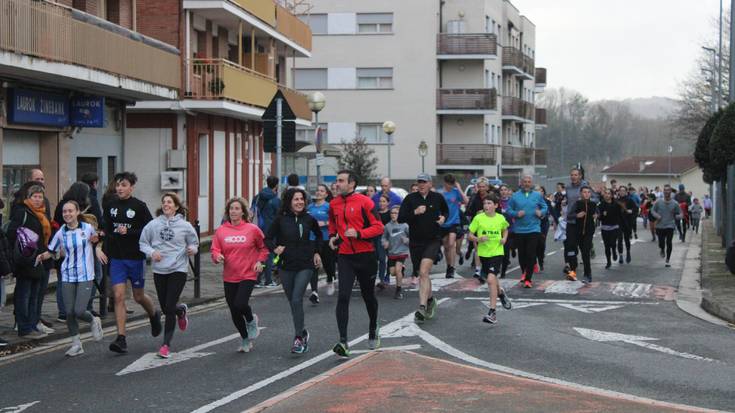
[416,173,432,182]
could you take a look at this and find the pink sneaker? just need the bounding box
[158,344,170,359]
[177,304,189,331]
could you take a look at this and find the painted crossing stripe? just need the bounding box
[611,282,653,298]
[446,279,676,300]
[544,280,585,295]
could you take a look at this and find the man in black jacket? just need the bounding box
[398,173,448,324]
[616,186,638,264]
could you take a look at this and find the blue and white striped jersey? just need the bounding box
[48,222,96,283]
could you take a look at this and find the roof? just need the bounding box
[602,156,698,175]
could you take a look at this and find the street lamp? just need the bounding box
[703,47,717,113]
[308,92,326,186]
[382,121,396,177]
[418,140,428,173]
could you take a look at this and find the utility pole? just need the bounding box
[730,0,735,102]
[718,0,723,108]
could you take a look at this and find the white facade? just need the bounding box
[291,0,546,183]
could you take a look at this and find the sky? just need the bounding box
[511,0,723,100]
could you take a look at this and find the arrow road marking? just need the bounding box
[574,328,715,362]
[557,304,625,313]
[481,301,547,311]
[0,402,40,413]
[351,344,422,355]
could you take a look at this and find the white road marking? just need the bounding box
[0,402,40,413]
[556,303,625,314]
[351,344,422,355]
[482,301,546,311]
[545,280,584,295]
[574,328,715,362]
[190,299,450,413]
[546,250,558,256]
[464,297,659,305]
[474,278,518,292]
[406,277,461,292]
[611,282,652,298]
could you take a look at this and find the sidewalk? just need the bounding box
[0,255,278,355]
[700,219,735,324]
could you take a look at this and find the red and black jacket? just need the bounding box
[328,192,384,255]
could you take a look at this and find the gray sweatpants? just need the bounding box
[62,281,94,336]
[279,269,312,337]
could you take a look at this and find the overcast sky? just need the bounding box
[511,0,723,100]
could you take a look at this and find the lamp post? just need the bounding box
[308,92,326,187]
[382,121,396,177]
[703,47,717,113]
[418,140,428,173]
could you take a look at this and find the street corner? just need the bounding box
[244,350,715,413]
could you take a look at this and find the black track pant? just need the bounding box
[311,242,336,292]
[336,252,378,343]
[601,229,620,264]
[536,230,548,268]
[579,232,594,277]
[656,228,674,260]
[564,223,580,271]
[224,280,256,339]
[154,272,187,346]
[515,233,539,280]
[617,226,631,255]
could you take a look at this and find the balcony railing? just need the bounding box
[502,146,535,165]
[0,0,180,89]
[232,0,276,25]
[437,89,497,111]
[502,47,534,76]
[436,144,499,165]
[535,108,547,125]
[535,67,547,85]
[275,3,312,51]
[437,33,497,56]
[187,58,309,119]
[502,97,535,120]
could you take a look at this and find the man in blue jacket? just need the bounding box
[506,175,548,288]
[252,176,281,286]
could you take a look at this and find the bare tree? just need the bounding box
[337,138,379,184]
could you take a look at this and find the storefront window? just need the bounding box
[2,166,36,221]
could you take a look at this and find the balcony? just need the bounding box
[186,58,310,119]
[275,3,312,52]
[502,97,535,122]
[437,88,497,114]
[436,144,499,166]
[502,47,534,79]
[0,0,180,100]
[535,67,547,91]
[502,146,547,166]
[535,108,547,128]
[437,33,497,59]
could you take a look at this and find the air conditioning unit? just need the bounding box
[447,20,466,34]
[167,149,187,169]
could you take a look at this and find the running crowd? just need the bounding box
[0,167,708,357]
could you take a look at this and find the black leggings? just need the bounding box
[617,226,631,255]
[336,252,378,343]
[676,219,688,241]
[656,228,674,260]
[579,232,594,277]
[536,229,548,267]
[154,272,187,346]
[601,229,620,263]
[224,280,256,339]
[311,242,337,292]
[515,233,539,280]
[564,223,579,271]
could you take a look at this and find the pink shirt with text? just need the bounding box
[210,221,269,283]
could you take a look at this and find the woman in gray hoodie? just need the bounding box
[139,193,199,358]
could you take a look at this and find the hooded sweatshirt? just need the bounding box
[211,221,270,283]
[253,187,280,232]
[139,214,199,274]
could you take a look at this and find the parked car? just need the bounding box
[355,186,408,200]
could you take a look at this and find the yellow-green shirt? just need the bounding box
[469,213,509,258]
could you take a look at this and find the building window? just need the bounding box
[356,68,393,89]
[357,13,393,33]
[294,68,328,89]
[296,126,328,143]
[298,14,327,34]
[357,123,389,143]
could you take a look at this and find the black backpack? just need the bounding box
[726,240,735,275]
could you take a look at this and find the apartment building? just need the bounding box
[126,0,312,234]
[292,0,547,185]
[0,0,180,213]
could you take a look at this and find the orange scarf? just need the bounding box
[24,199,51,245]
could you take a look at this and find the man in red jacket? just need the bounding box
[328,170,385,357]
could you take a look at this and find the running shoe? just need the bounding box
[499,291,512,310]
[394,287,404,300]
[612,251,618,261]
[302,329,310,352]
[376,282,386,291]
[473,271,481,280]
[426,297,437,319]
[626,253,631,263]
[582,275,592,284]
[177,304,189,332]
[482,309,497,324]
[158,344,170,359]
[533,264,540,274]
[309,291,320,304]
[445,266,455,279]
[523,280,533,288]
[511,249,517,258]
[414,307,427,324]
[332,342,350,358]
[36,322,54,334]
[150,310,162,337]
[660,249,665,258]
[56,315,67,323]
[566,270,577,282]
[246,314,260,340]
[665,260,671,268]
[91,316,103,341]
[65,343,84,357]
[605,261,611,269]
[109,335,128,354]
[238,338,253,353]
[520,273,527,283]
[368,324,381,350]
[618,255,624,264]
[326,282,336,296]
[459,255,464,266]
[0,338,8,347]
[465,249,473,260]
[538,264,544,273]
[634,233,638,239]
[291,336,306,354]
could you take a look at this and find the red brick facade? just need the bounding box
[136,0,182,49]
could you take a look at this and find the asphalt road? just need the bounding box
[0,230,733,413]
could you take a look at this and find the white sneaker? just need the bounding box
[65,343,84,357]
[91,317,103,341]
[37,322,55,334]
[238,338,253,353]
[326,282,335,296]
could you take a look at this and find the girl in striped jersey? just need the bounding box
[37,201,103,356]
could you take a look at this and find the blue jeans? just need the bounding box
[259,252,275,285]
[14,276,41,335]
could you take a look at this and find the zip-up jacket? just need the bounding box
[139,214,199,274]
[565,181,588,223]
[398,191,449,246]
[266,211,323,271]
[328,192,384,255]
[506,189,548,234]
[598,200,624,228]
[616,196,639,230]
[573,200,597,237]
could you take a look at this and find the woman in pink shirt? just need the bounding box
[211,197,269,353]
